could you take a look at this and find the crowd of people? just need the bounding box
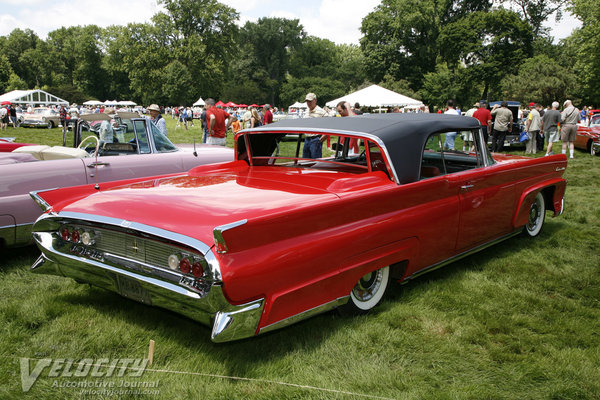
[3,95,594,159]
[436,99,595,158]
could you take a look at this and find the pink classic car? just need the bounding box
[30,114,567,342]
[0,113,233,248]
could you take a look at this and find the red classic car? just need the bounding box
[0,113,233,248]
[575,114,600,155]
[0,138,34,152]
[30,114,567,342]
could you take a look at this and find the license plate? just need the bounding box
[116,275,152,305]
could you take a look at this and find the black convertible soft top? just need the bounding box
[244,113,481,184]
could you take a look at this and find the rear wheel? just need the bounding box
[47,121,54,129]
[588,140,596,156]
[523,192,545,237]
[339,266,391,315]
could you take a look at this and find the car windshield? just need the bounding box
[149,121,178,152]
[80,116,177,155]
[590,115,600,126]
[237,131,391,177]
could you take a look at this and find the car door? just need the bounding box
[450,129,516,251]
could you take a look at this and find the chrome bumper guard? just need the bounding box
[31,212,264,343]
[593,142,600,153]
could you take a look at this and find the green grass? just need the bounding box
[1,121,600,399]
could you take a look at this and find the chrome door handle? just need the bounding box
[87,162,110,168]
[461,184,474,190]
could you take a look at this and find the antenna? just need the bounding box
[193,130,198,157]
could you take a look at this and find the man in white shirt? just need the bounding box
[303,93,327,158]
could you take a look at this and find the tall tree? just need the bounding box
[240,17,305,105]
[438,9,534,101]
[501,0,569,37]
[0,55,13,93]
[501,54,578,105]
[360,0,493,89]
[568,0,600,104]
[1,29,42,88]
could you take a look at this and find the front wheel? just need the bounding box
[588,140,596,156]
[339,266,391,315]
[523,192,545,237]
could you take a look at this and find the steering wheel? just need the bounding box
[78,135,100,157]
[357,150,366,162]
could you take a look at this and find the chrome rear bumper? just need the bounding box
[31,212,264,342]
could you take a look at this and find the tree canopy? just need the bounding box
[0,0,596,109]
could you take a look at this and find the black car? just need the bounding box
[488,101,525,147]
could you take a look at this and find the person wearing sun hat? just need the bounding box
[147,104,167,137]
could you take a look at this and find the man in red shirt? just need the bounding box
[205,98,232,146]
[262,104,273,125]
[472,102,492,147]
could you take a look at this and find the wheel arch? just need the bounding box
[512,179,566,228]
[338,236,420,294]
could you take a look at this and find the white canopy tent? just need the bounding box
[325,84,424,110]
[83,100,103,106]
[288,101,308,110]
[0,89,69,106]
[193,97,205,106]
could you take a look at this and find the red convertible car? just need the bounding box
[575,114,600,155]
[30,114,567,342]
[0,113,233,248]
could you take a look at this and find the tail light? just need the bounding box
[192,262,204,277]
[179,258,191,274]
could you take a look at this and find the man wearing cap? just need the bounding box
[305,93,327,118]
[303,93,327,158]
[525,102,541,154]
[490,101,513,152]
[148,104,167,137]
[561,100,580,159]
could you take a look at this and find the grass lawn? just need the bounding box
[1,120,599,399]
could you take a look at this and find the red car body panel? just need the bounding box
[30,114,568,342]
[575,124,600,154]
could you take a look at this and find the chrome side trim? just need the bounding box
[213,219,247,254]
[211,299,265,343]
[403,229,522,282]
[29,188,59,212]
[258,296,349,335]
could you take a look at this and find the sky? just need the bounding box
[0,0,582,45]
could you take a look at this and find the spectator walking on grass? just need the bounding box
[561,100,580,159]
[542,101,561,156]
